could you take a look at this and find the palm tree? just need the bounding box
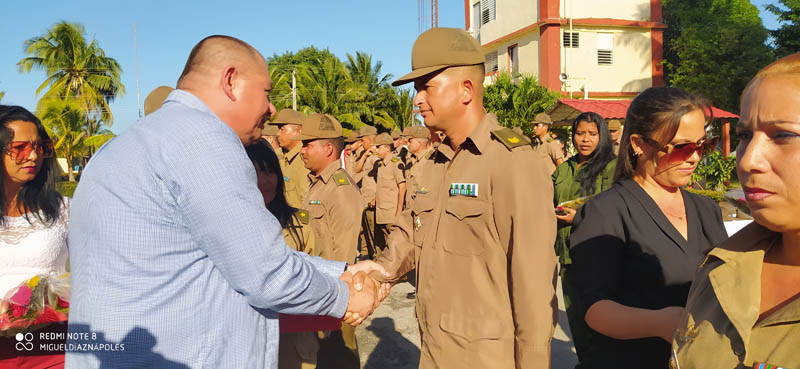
[39,98,86,182]
[0,91,5,103]
[18,21,124,132]
[296,55,368,128]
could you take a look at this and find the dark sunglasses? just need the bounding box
[4,140,55,162]
[640,135,719,163]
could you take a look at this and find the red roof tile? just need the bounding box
[549,99,739,124]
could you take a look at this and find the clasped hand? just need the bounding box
[338,261,393,326]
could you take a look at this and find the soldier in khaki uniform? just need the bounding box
[358,28,558,369]
[262,124,282,159]
[292,113,363,369]
[355,125,380,259]
[607,119,622,156]
[531,113,565,174]
[671,52,800,369]
[372,133,406,257]
[343,130,360,179]
[269,108,311,209]
[403,125,433,209]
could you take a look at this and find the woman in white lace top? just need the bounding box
[0,105,69,367]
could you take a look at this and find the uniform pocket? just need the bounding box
[412,197,435,247]
[439,312,511,339]
[442,197,487,255]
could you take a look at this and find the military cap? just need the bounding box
[391,129,402,139]
[374,133,393,146]
[402,126,414,137]
[358,125,378,137]
[607,119,622,131]
[532,113,553,125]
[262,124,279,136]
[344,130,359,143]
[269,109,305,126]
[143,86,174,116]
[408,125,431,139]
[292,113,342,141]
[392,28,484,86]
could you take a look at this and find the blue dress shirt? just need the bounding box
[65,90,349,369]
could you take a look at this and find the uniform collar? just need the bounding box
[533,135,551,146]
[437,113,499,160]
[310,160,342,184]
[285,144,302,163]
[706,222,782,345]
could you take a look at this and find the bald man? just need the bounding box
[66,35,381,369]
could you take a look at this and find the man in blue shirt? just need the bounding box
[65,35,379,369]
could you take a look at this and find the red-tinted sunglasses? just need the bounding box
[4,140,55,162]
[641,136,719,163]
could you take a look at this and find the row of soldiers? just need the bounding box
[260,109,438,369]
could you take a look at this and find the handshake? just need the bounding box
[338,260,393,327]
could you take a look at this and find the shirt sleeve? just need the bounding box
[549,141,565,161]
[166,129,348,318]
[328,185,362,263]
[376,206,416,283]
[569,192,627,316]
[394,162,406,184]
[493,148,558,368]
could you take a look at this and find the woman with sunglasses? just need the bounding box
[552,111,617,364]
[0,105,69,368]
[568,87,728,369]
[670,53,800,369]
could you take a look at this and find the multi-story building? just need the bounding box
[465,0,665,98]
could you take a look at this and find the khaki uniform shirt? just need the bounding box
[672,222,800,369]
[281,144,311,210]
[404,147,434,210]
[532,136,564,174]
[375,156,406,225]
[345,148,359,183]
[302,161,362,263]
[358,151,379,209]
[376,113,558,369]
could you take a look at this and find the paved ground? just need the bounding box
[356,280,577,369]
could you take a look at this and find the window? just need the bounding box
[470,2,481,39]
[563,32,579,48]
[596,33,614,65]
[508,45,519,75]
[485,51,499,73]
[481,0,496,25]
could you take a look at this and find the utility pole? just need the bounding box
[292,68,297,111]
[431,0,438,28]
[134,23,142,118]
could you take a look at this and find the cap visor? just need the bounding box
[391,64,451,87]
[292,134,318,141]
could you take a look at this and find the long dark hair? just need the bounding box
[245,139,294,227]
[614,87,711,182]
[571,112,615,195]
[0,105,63,226]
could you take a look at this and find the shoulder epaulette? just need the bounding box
[391,157,400,163]
[332,171,351,186]
[491,128,529,150]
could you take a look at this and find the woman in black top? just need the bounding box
[569,87,729,369]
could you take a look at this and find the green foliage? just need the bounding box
[765,0,800,58]
[483,72,560,135]
[40,97,115,182]
[267,47,417,132]
[0,91,4,103]
[55,181,78,198]
[685,187,725,203]
[662,0,773,112]
[18,21,124,129]
[691,150,736,191]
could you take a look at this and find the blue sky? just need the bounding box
[0,1,783,134]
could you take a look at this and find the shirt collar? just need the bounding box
[311,160,342,184]
[285,144,302,163]
[164,89,216,117]
[438,113,500,160]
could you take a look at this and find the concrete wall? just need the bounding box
[485,31,541,78]
[469,0,538,45]
[560,0,651,21]
[561,26,653,93]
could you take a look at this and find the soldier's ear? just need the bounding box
[461,78,474,105]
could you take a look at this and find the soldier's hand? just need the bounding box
[339,271,379,326]
[347,260,390,279]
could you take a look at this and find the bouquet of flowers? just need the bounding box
[0,273,70,336]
